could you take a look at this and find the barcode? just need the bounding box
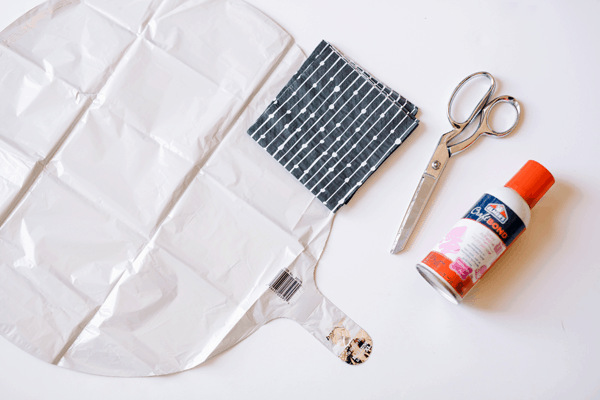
[269,269,302,302]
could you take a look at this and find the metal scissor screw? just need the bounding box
[431,160,441,170]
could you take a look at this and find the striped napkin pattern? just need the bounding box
[248,41,419,212]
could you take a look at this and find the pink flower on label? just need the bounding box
[449,257,473,280]
[438,226,467,255]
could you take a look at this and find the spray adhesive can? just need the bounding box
[416,160,554,304]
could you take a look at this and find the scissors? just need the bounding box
[390,71,521,254]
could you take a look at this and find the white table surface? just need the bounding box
[1,1,599,399]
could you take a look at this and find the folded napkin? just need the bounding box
[248,40,419,212]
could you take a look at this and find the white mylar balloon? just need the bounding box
[0,0,372,376]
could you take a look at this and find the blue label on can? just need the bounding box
[462,194,525,246]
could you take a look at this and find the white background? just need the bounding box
[1,1,599,399]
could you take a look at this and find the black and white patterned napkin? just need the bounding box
[248,41,419,212]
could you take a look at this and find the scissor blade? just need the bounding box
[390,173,439,254]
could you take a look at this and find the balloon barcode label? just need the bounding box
[269,269,302,302]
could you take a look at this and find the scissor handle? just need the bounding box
[448,95,521,156]
[479,95,521,137]
[447,71,496,132]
